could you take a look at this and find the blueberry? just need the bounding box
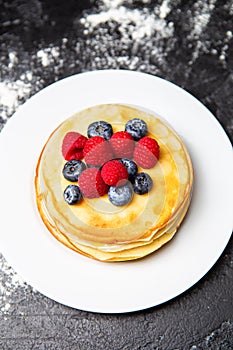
[87,121,113,140]
[62,160,86,182]
[64,185,82,205]
[132,172,153,195]
[108,183,133,206]
[119,158,138,181]
[125,118,148,140]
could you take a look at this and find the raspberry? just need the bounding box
[83,136,113,166]
[78,168,109,198]
[62,132,87,161]
[133,136,160,169]
[101,160,128,186]
[110,131,135,158]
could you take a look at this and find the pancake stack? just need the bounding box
[35,104,193,261]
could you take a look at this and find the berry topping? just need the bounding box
[78,168,109,198]
[132,172,153,195]
[63,185,82,205]
[101,160,128,186]
[83,136,113,166]
[87,121,113,140]
[108,183,133,206]
[125,118,148,140]
[119,158,138,181]
[133,136,160,169]
[62,159,86,182]
[110,131,135,158]
[61,117,161,206]
[62,132,87,161]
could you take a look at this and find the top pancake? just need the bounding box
[35,104,193,250]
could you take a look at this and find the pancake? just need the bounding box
[35,104,193,261]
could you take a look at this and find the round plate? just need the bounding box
[0,70,232,313]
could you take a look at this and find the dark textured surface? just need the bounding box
[0,0,232,349]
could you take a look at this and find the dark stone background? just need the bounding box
[0,0,232,349]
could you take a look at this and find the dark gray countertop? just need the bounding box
[0,1,232,349]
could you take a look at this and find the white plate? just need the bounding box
[0,70,232,313]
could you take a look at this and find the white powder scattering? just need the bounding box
[194,12,210,36]
[191,0,216,35]
[102,0,125,8]
[0,76,32,121]
[191,0,217,36]
[79,0,175,73]
[36,44,65,76]
[218,30,232,65]
[0,255,28,314]
[226,30,233,39]
[159,0,172,19]
[0,83,18,115]
[219,45,228,61]
[190,321,233,349]
[230,2,233,15]
[82,5,174,41]
[8,51,18,69]
[37,46,60,67]
[188,0,217,63]
[37,49,50,67]
[186,0,233,66]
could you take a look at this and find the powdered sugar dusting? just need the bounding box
[0,254,29,314]
[0,77,32,122]
[78,0,175,74]
[8,51,18,70]
[219,30,232,65]
[192,0,216,37]
[187,0,219,63]
[102,0,125,8]
[1,0,232,131]
[159,0,172,19]
[82,4,174,41]
[37,46,60,67]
